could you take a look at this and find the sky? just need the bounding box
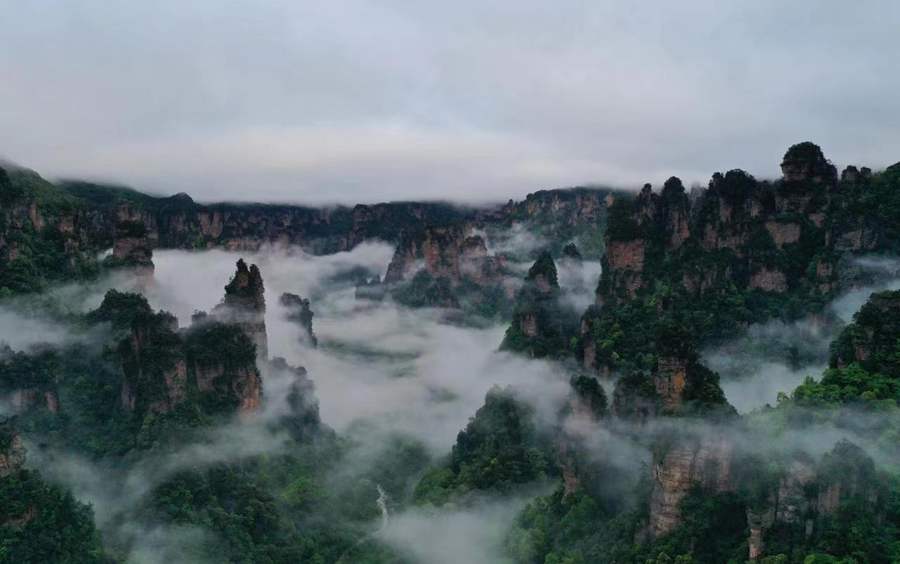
[1,0,899,204]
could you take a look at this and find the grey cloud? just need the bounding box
[1,1,898,203]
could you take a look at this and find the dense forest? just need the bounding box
[1,142,899,563]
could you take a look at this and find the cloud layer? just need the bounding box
[2,1,898,203]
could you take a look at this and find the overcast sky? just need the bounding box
[1,1,898,204]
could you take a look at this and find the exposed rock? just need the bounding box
[605,239,645,274]
[645,431,734,539]
[746,504,775,561]
[654,355,688,411]
[385,226,464,283]
[561,242,583,260]
[558,439,581,497]
[0,420,37,529]
[527,251,559,295]
[611,371,658,420]
[213,259,268,360]
[0,420,26,478]
[11,389,60,414]
[589,145,854,374]
[385,226,505,288]
[268,357,321,441]
[501,252,574,358]
[613,326,732,417]
[780,141,837,184]
[459,235,506,285]
[280,293,318,347]
[184,321,263,418]
[520,312,539,337]
[749,267,788,293]
[117,306,186,415]
[579,314,597,370]
[110,215,154,279]
[744,441,881,561]
[764,220,801,248]
[91,290,263,425]
[830,289,900,374]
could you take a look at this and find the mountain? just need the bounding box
[1,142,899,563]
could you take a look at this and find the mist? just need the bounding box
[378,496,533,564]
[9,243,898,562]
[705,257,900,413]
[7,240,581,561]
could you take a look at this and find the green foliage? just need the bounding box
[502,253,580,358]
[88,289,155,330]
[507,485,648,564]
[391,270,458,308]
[641,488,748,564]
[605,195,641,242]
[793,365,899,407]
[414,387,556,505]
[783,142,827,164]
[0,469,109,563]
[830,290,900,377]
[0,167,23,206]
[526,251,559,288]
[568,375,608,419]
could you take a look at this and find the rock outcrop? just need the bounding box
[830,289,900,374]
[583,142,899,376]
[744,441,882,561]
[501,252,574,358]
[107,202,155,281]
[644,430,734,540]
[0,419,37,529]
[0,345,62,415]
[0,418,107,557]
[0,167,102,294]
[612,326,733,418]
[384,226,505,288]
[595,143,894,314]
[185,321,262,416]
[91,290,263,425]
[268,357,322,441]
[0,419,26,478]
[780,141,838,185]
[280,292,317,347]
[213,259,268,360]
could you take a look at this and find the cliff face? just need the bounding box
[269,357,322,442]
[0,418,107,559]
[108,203,155,281]
[280,293,317,347]
[0,420,26,479]
[93,290,263,426]
[384,224,515,310]
[830,289,900,375]
[384,225,505,287]
[597,143,881,309]
[644,431,734,540]
[0,420,36,529]
[2,163,612,299]
[116,306,186,415]
[611,327,732,418]
[643,435,882,561]
[493,188,608,231]
[184,321,263,417]
[213,259,268,360]
[744,441,882,561]
[584,142,897,376]
[501,252,575,358]
[0,346,62,416]
[0,168,103,294]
